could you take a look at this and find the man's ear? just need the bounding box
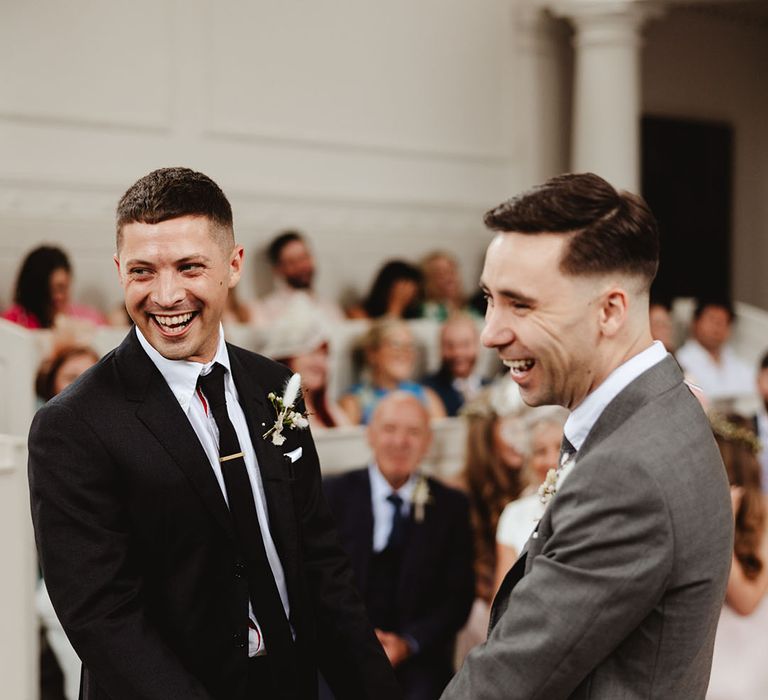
[598,287,629,338]
[228,245,244,288]
[113,254,124,285]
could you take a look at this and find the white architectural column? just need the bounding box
[547,0,662,191]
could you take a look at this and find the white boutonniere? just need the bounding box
[537,468,559,506]
[263,373,310,446]
[411,475,432,523]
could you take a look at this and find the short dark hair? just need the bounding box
[14,245,71,328]
[483,172,660,287]
[116,167,233,250]
[267,230,304,266]
[693,298,735,322]
[760,350,768,371]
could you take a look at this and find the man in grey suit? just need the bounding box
[442,173,733,699]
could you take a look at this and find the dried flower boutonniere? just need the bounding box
[537,468,559,507]
[263,373,309,446]
[411,475,432,523]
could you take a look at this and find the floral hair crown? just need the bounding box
[709,413,762,455]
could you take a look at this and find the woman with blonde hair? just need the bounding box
[339,318,445,424]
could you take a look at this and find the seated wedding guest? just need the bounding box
[259,297,350,430]
[706,413,768,700]
[422,314,488,416]
[755,351,768,491]
[3,245,107,329]
[649,297,676,353]
[677,299,754,405]
[35,344,100,403]
[253,230,344,326]
[348,260,423,320]
[494,409,567,593]
[34,343,100,700]
[450,379,529,662]
[419,251,475,322]
[323,393,474,700]
[339,319,446,424]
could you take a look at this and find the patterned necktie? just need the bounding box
[197,363,293,657]
[386,493,406,550]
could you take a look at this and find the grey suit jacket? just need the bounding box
[442,355,733,700]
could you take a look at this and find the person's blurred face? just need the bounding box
[53,352,97,396]
[368,395,432,489]
[369,326,417,384]
[276,239,315,290]
[49,267,71,315]
[426,256,461,302]
[290,343,329,393]
[481,232,604,409]
[115,215,243,363]
[441,319,478,379]
[693,305,732,355]
[649,304,675,352]
[492,415,526,471]
[529,420,563,482]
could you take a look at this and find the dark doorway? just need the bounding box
[641,116,733,303]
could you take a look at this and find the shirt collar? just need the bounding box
[368,462,417,504]
[564,341,668,451]
[136,324,231,413]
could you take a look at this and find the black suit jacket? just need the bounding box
[322,469,474,689]
[28,328,400,700]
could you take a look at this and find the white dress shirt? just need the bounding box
[559,341,669,490]
[136,325,290,657]
[368,463,417,553]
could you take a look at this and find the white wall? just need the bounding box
[0,0,572,316]
[642,6,768,310]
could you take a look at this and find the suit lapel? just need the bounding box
[397,479,434,606]
[116,329,236,541]
[353,471,375,591]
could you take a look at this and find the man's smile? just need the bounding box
[150,311,199,335]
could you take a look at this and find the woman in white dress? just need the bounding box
[707,413,768,699]
[494,410,566,593]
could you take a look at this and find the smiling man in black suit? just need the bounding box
[28,167,400,700]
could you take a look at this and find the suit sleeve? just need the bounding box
[442,452,674,700]
[28,402,214,700]
[291,430,403,700]
[402,491,475,654]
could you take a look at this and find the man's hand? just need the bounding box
[375,629,412,667]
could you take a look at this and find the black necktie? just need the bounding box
[197,364,293,658]
[559,436,577,471]
[386,493,406,550]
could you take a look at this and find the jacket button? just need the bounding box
[234,562,246,578]
[233,633,245,649]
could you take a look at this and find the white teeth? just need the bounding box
[155,312,193,327]
[504,358,535,372]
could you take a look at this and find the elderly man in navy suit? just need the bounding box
[324,392,474,700]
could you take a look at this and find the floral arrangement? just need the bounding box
[263,373,310,446]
